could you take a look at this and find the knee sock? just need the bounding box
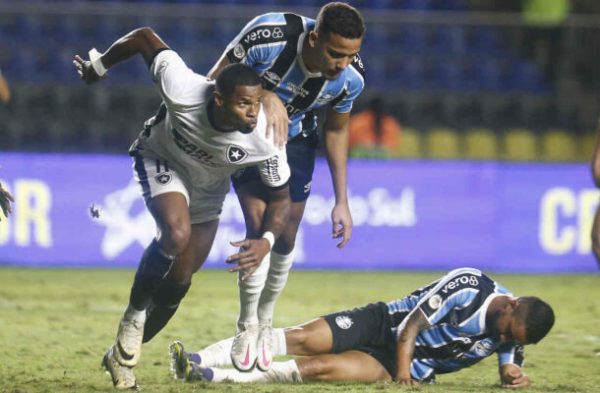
[194,328,287,367]
[142,280,190,343]
[258,249,294,325]
[237,252,270,329]
[208,359,302,383]
[129,239,175,311]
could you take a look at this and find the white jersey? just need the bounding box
[133,49,290,189]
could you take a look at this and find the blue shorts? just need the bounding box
[231,132,319,202]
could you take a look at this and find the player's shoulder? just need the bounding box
[346,53,366,85]
[242,12,307,39]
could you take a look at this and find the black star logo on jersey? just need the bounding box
[226,145,248,164]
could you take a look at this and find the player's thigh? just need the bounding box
[133,156,191,235]
[167,219,219,283]
[286,318,334,355]
[297,351,391,383]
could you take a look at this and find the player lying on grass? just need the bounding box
[73,27,291,389]
[170,267,554,388]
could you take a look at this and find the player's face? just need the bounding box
[223,85,262,133]
[499,318,528,346]
[310,31,362,80]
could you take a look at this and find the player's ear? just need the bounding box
[213,90,224,107]
[308,30,318,47]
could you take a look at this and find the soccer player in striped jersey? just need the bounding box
[170,268,554,388]
[207,2,366,372]
[74,27,291,389]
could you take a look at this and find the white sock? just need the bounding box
[123,303,146,322]
[196,337,234,367]
[237,251,270,328]
[196,328,286,367]
[258,249,294,324]
[210,359,302,383]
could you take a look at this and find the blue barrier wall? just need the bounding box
[0,152,597,273]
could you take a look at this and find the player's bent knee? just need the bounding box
[160,225,191,254]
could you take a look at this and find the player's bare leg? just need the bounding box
[111,192,189,369]
[143,219,219,342]
[231,181,268,371]
[296,351,392,382]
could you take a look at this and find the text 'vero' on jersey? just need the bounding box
[221,12,366,139]
[387,267,525,381]
[134,50,290,189]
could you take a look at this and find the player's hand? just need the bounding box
[227,238,271,280]
[502,371,530,389]
[331,202,352,248]
[73,55,104,85]
[262,91,289,149]
[0,183,13,221]
[394,376,419,386]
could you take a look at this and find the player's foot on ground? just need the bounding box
[256,323,273,371]
[102,346,139,390]
[185,363,214,382]
[114,316,144,367]
[231,323,258,372]
[169,340,193,380]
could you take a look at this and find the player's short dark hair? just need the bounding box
[518,296,555,344]
[315,2,365,39]
[215,63,261,97]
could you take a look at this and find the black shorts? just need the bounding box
[231,132,319,202]
[323,302,398,379]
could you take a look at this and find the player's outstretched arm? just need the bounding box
[394,309,430,385]
[73,27,168,85]
[227,185,291,280]
[323,108,353,248]
[0,182,14,221]
[499,364,530,389]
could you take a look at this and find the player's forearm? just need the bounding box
[324,128,349,205]
[97,27,168,70]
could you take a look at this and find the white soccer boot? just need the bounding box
[114,314,145,367]
[102,346,138,390]
[230,323,258,372]
[256,323,274,371]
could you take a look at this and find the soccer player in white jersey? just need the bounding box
[73,27,291,390]
[208,2,366,372]
[170,268,554,388]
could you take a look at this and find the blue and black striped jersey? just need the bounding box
[220,12,366,139]
[387,268,524,381]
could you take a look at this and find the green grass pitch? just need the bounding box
[0,267,599,393]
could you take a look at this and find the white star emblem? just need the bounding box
[230,149,241,160]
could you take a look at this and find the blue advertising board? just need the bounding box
[0,152,597,273]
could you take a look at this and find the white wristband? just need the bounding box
[88,48,107,77]
[262,231,275,249]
